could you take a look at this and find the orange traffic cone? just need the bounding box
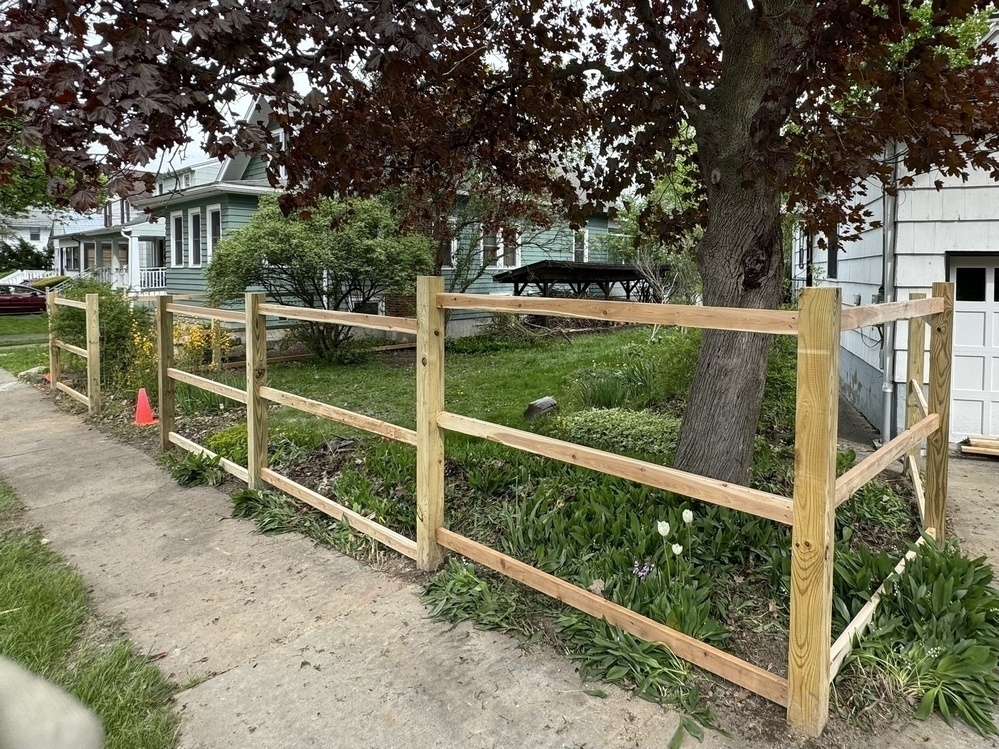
[134,387,158,426]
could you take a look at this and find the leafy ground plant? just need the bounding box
[165,451,226,487]
[0,477,178,749]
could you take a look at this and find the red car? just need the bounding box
[0,284,47,314]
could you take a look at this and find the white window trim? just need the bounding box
[206,204,221,265]
[188,208,203,268]
[480,227,520,269]
[170,211,184,268]
[573,227,589,263]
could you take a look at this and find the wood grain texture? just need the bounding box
[54,341,88,358]
[437,528,789,706]
[168,431,249,482]
[840,296,943,330]
[907,455,927,522]
[54,380,89,407]
[166,368,247,404]
[906,295,928,472]
[165,303,244,323]
[156,296,175,452]
[258,302,417,334]
[260,386,417,445]
[52,297,87,310]
[787,287,840,736]
[416,276,446,571]
[46,291,60,390]
[261,467,417,559]
[828,533,929,681]
[834,414,940,506]
[437,293,799,335]
[438,411,794,524]
[85,293,101,414]
[244,293,268,490]
[925,282,954,541]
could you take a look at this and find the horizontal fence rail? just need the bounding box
[52,297,87,310]
[437,527,790,706]
[834,413,940,507]
[167,368,247,404]
[165,302,244,323]
[168,431,250,483]
[54,340,87,358]
[258,302,418,335]
[840,296,945,330]
[437,293,800,335]
[437,411,795,524]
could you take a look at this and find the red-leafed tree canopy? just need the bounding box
[2,0,998,482]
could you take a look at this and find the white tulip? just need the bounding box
[672,543,683,555]
[657,520,670,537]
[682,509,694,525]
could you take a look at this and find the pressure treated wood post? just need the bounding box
[905,293,926,471]
[47,290,60,389]
[85,293,101,414]
[925,282,954,540]
[156,295,175,453]
[788,286,841,737]
[245,292,268,490]
[416,275,445,571]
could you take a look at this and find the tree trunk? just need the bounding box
[672,176,786,485]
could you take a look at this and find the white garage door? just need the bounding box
[949,256,999,441]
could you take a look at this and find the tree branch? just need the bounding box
[632,0,700,109]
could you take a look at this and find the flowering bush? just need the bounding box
[173,319,232,372]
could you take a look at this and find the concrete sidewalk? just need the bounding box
[0,369,993,749]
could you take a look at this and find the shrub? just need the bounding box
[173,319,233,372]
[548,408,681,463]
[50,279,156,397]
[28,275,69,290]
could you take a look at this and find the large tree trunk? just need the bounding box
[672,173,786,485]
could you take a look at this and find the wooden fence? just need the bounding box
[154,279,954,738]
[46,291,101,413]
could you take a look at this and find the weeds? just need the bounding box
[165,451,226,487]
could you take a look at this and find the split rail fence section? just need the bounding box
[154,279,954,738]
[46,291,101,413]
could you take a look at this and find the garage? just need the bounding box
[949,255,999,441]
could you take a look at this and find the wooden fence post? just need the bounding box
[925,281,954,540]
[245,292,268,490]
[788,286,841,737]
[156,295,175,452]
[85,293,101,414]
[416,275,445,571]
[905,293,927,473]
[47,290,60,389]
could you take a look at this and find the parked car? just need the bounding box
[0,284,47,314]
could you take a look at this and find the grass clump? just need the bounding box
[0,344,48,375]
[164,451,226,487]
[547,408,681,463]
[0,478,178,749]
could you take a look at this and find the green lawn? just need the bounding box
[0,478,178,749]
[0,314,49,337]
[0,345,48,376]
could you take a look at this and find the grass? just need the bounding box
[0,477,179,749]
[0,344,48,375]
[0,313,48,337]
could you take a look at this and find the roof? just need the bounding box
[132,181,278,210]
[51,214,166,241]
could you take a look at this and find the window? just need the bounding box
[64,246,80,271]
[207,205,221,264]
[103,202,113,227]
[100,241,112,267]
[28,228,41,242]
[183,173,192,188]
[827,226,839,279]
[119,199,130,224]
[995,268,998,302]
[956,267,986,302]
[171,212,184,267]
[573,228,588,263]
[83,242,96,270]
[189,209,202,267]
[480,228,518,268]
[157,182,164,195]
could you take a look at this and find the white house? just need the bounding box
[793,152,999,443]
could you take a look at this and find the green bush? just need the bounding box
[164,451,226,487]
[50,279,156,397]
[548,408,681,463]
[27,275,69,290]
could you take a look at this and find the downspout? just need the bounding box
[880,144,901,443]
